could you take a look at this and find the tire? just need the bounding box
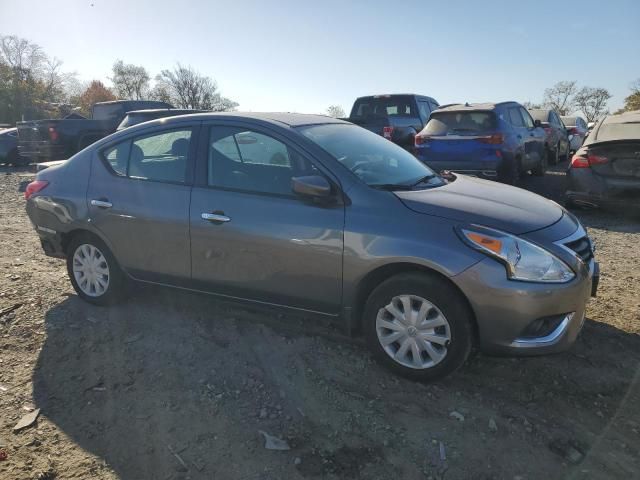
[561,142,570,162]
[531,149,548,176]
[499,157,521,185]
[363,272,474,381]
[10,149,29,167]
[66,233,126,305]
[548,144,560,165]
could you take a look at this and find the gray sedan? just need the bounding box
[25,113,598,380]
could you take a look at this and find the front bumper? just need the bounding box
[452,255,596,355]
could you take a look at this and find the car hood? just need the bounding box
[395,175,563,235]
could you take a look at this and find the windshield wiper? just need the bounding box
[369,183,415,191]
[410,174,437,187]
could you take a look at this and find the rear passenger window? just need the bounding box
[130,130,191,183]
[102,128,192,183]
[519,108,534,128]
[508,108,524,127]
[418,102,431,121]
[208,127,317,196]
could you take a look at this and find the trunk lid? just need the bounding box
[588,141,640,178]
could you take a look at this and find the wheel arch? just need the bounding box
[350,262,478,340]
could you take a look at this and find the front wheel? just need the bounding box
[66,233,126,305]
[363,272,474,381]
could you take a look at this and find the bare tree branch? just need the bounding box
[543,81,578,115]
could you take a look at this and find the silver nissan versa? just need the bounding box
[25,113,599,380]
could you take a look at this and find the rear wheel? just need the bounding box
[66,233,126,305]
[363,272,474,381]
[547,145,559,165]
[531,150,548,176]
[499,157,521,185]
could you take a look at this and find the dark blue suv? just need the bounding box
[414,102,547,184]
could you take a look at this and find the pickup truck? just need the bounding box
[346,94,440,148]
[17,100,172,162]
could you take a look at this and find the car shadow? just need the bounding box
[32,286,640,479]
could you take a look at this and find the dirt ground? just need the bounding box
[0,163,638,480]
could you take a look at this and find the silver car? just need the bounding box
[25,113,598,380]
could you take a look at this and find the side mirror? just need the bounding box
[533,119,542,128]
[587,122,595,130]
[292,175,332,198]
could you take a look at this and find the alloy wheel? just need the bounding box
[376,295,451,369]
[72,244,110,297]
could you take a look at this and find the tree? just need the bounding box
[543,81,577,115]
[616,79,640,113]
[111,60,150,100]
[78,80,116,116]
[574,87,611,122]
[0,34,76,122]
[154,64,238,111]
[326,105,345,118]
[522,101,542,110]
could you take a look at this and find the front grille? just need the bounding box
[564,235,593,264]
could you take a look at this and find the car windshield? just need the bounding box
[298,123,442,188]
[422,111,497,136]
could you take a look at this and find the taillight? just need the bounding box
[544,127,552,135]
[587,154,608,165]
[570,154,589,168]
[477,133,503,145]
[48,127,59,142]
[568,127,579,135]
[383,126,394,140]
[570,153,609,168]
[24,180,49,199]
[415,134,430,146]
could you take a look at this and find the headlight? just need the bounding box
[459,225,575,283]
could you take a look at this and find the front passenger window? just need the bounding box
[208,127,316,196]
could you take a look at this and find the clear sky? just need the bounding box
[1,0,638,114]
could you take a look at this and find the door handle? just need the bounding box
[91,199,112,209]
[201,212,231,223]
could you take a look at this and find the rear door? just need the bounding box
[189,122,344,313]
[519,107,544,168]
[87,124,197,282]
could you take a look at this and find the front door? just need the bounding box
[87,126,196,281]
[189,124,344,314]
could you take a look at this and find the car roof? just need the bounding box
[355,94,437,102]
[124,109,203,115]
[106,112,347,140]
[433,102,519,112]
[604,110,640,124]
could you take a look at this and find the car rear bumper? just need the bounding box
[452,255,596,356]
[567,168,640,207]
